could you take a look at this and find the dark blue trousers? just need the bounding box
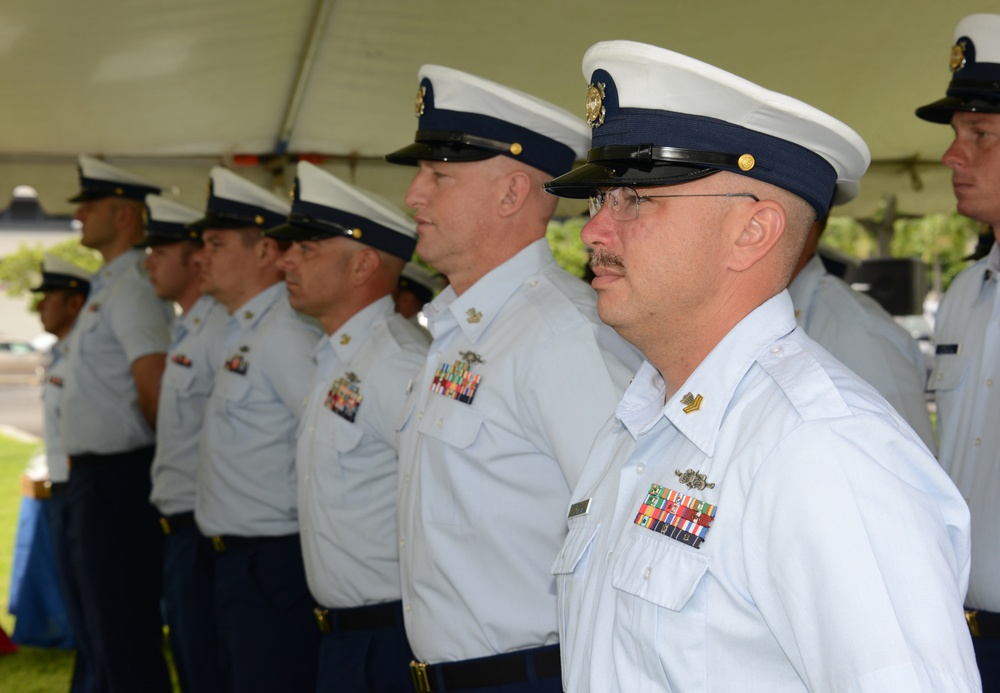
[47,490,103,693]
[974,636,1000,692]
[213,534,321,693]
[66,448,171,693]
[162,522,227,693]
[315,602,414,692]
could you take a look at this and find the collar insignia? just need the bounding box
[340,334,351,345]
[680,392,703,414]
[466,308,482,324]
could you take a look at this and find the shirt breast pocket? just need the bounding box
[927,349,969,401]
[551,516,601,671]
[164,366,210,429]
[316,414,368,506]
[611,529,709,687]
[416,396,486,525]
[216,374,253,418]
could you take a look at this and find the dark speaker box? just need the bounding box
[844,258,926,316]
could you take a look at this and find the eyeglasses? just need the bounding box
[588,187,760,221]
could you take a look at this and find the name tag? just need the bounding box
[568,499,591,519]
[935,343,960,355]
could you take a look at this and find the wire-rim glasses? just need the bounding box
[588,187,760,221]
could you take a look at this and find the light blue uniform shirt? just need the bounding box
[150,295,227,516]
[59,249,173,455]
[930,242,1000,612]
[554,291,979,693]
[788,254,935,450]
[43,339,72,482]
[298,295,429,609]
[396,239,642,664]
[195,282,321,538]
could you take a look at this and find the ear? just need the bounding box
[352,247,381,285]
[729,200,786,272]
[257,234,281,267]
[497,170,533,219]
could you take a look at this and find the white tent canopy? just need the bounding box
[0,0,994,219]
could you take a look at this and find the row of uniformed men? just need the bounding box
[30,16,1000,693]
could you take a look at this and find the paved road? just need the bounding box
[0,383,43,440]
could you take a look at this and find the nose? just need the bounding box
[404,166,430,210]
[580,203,615,250]
[942,136,968,170]
[276,245,297,272]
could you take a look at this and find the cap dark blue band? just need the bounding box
[193,195,286,230]
[31,272,91,294]
[267,197,416,260]
[591,107,837,216]
[69,174,160,203]
[385,77,579,177]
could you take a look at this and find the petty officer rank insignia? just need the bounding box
[430,352,484,405]
[634,483,717,549]
[170,353,193,368]
[325,372,363,423]
[224,352,248,375]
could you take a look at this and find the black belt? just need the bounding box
[210,533,295,553]
[314,601,403,634]
[70,446,155,469]
[48,481,69,496]
[410,644,560,692]
[967,609,1000,638]
[159,511,196,536]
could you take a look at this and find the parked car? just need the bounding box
[0,337,49,383]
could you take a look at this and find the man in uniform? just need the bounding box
[141,194,228,693]
[192,167,322,692]
[544,40,980,692]
[393,261,443,321]
[61,155,174,693]
[787,211,935,450]
[32,255,97,693]
[268,161,429,692]
[916,13,1000,689]
[385,65,640,692]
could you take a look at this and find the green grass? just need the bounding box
[0,433,180,691]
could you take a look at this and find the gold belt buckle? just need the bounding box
[409,660,431,693]
[159,517,172,535]
[966,609,981,638]
[314,607,331,634]
[211,536,226,553]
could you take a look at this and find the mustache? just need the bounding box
[589,248,625,272]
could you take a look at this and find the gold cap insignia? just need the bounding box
[254,215,264,225]
[675,468,715,490]
[189,230,198,239]
[69,280,78,287]
[586,82,606,128]
[340,334,351,345]
[680,392,703,414]
[951,41,967,72]
[115,187,124,196]
[415,85,426,118]
[349,228,363,239]
[509,143,523,156]
[738,154,755,172]
[466,308,482,324]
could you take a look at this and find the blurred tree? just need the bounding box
[546,216,590,278]
[0,239,100,309]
